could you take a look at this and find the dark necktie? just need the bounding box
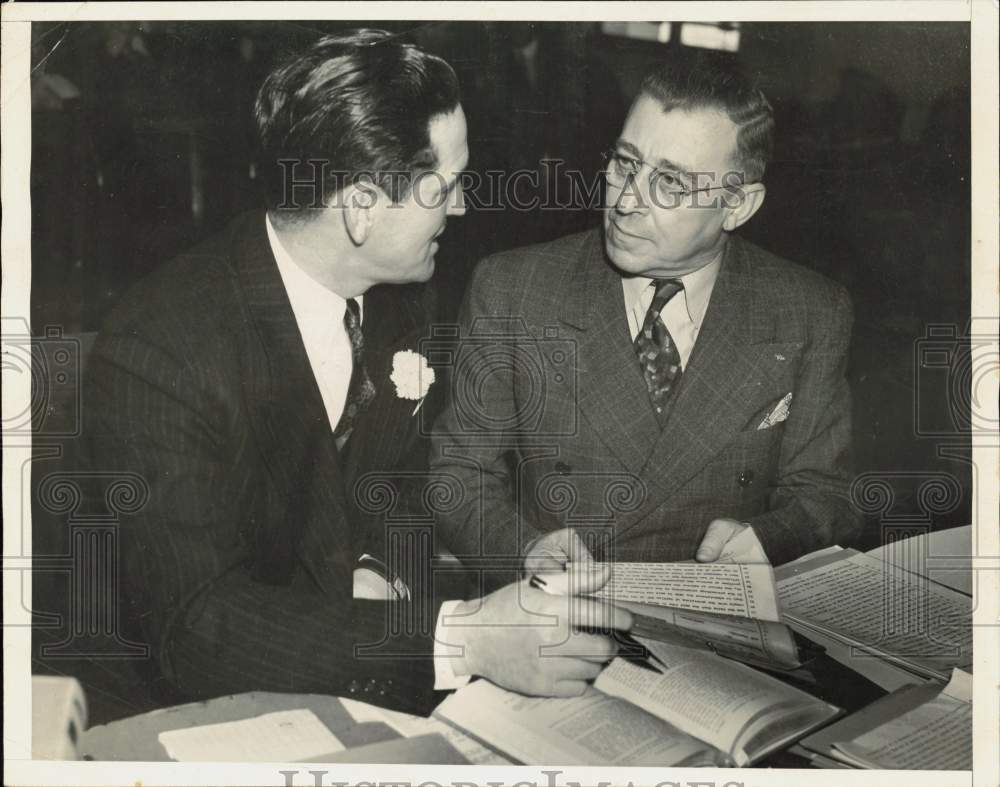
[634,279,684,423]
[333,298,376,441]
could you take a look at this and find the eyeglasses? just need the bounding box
[601,148,744,207]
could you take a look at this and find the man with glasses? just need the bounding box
[430,52,859,577]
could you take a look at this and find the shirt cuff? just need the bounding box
[433,599,472,691]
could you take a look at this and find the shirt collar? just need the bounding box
[621,251,723,326]
[265,213,360,323]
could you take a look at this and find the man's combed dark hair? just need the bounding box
[254,29,460,216]
[639,51,774,183]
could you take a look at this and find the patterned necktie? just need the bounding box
[333,298,376,441]
[634,279,684,423]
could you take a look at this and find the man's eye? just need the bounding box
[614,154,638,172]
[653,170,687,194]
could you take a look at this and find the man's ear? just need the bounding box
[722,182,766,232]
[342,179,386,246]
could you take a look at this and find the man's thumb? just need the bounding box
[696,519,733,562]
[564,529,595,564]
[566,561,611,595]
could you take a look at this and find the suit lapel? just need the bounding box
[231,212,353,594]
[559,232,659,475]
[636,236,779,506]
[338,283,428,500]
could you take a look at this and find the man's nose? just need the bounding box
[611,175,647,214]
[447,183,467,217]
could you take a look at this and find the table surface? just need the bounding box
[79,649,887,767]
[80,691,471,764]
[83,529,977,767]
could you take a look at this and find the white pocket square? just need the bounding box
[757,392,792,430]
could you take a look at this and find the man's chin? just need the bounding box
[415,257,436,282]
[603,236,644,275]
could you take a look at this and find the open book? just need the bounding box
[435,638,840,767]
[590,561,810,671]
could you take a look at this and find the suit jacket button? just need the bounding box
[555,462,571,475]
[348,680,359,694]
[738,471,754,487]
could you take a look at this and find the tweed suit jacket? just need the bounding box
[429,228,861,571]
[85,211,451,715]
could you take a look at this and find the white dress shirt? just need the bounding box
[622,254,722,370]
[266,215,467,690]
[266,215,361,433]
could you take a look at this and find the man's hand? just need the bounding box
[447,564,632,698]
[524,527,595,576]
[695,518,749,562]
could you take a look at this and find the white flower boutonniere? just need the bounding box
[390,350,436,415]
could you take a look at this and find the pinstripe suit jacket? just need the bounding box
[429,229,861,572]
[86,211,449,714]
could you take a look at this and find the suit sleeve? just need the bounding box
[747,284,863,566]
[85,326,441,714]
[427,260,544,581]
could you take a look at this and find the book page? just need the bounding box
[433,680,716,767]
[867,525,973,596]
[833,669,972,769]
[777,551,972,676]
[594,640,832,765]
[593,562,780,621]
[157,709,344,762]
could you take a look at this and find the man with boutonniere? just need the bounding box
[430,50,861,581]
[86,30,632,715]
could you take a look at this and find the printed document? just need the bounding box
[593,561,780,621]
[832,669,972,769]
[777,550,972,677]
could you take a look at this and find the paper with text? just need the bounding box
[434,680,715,766]
[833,669,972,769]
[866,525,973,596]
[593,562,780,621]
[157,709,343,762]
[777,551,972,677]
[595,639,836,765]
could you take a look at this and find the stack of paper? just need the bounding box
[797,669,971,770]
[775,548,972,689]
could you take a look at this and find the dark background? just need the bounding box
[28,20,973,725]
